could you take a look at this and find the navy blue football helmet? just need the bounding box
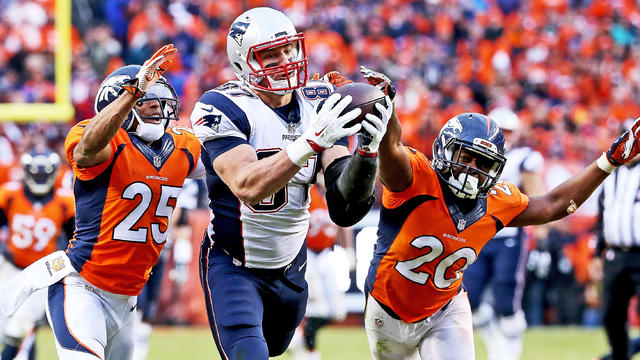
[94,65,179,134]
[21,146,60,196]
[432,113,506,199]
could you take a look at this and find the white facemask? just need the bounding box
[448,172,480,199]
[132,111,166,142]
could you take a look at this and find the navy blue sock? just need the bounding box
[1,343,19,360]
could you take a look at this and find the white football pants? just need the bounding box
[364,290,475,360]
[45,272,137,360]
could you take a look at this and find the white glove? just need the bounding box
[286,93,362,166]
[358,96,393,156]
[122,44,177,98]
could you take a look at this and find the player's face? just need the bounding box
[135,100,163,124]
[451,148,492,183]
[256,42,297,80]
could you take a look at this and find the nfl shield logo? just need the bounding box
[457,219,466,231]
[374,317,384,327]
[287,122,299,134]
[153,156,162,168]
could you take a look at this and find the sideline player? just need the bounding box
[191,7,391,360]
[462,107,545,360]
[0,146,75,360]
[360,69,640,360]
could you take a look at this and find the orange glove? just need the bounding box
[122,44,178,98]
[312,71,353,87]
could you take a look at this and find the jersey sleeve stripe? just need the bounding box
[67,144,125,272]
[180,148,195,175]
[200,91,251,138]
[203,137,250,163]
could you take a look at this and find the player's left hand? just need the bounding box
[357,96,393,156]
[605,116,640,167]
[359,65,396,102]
[312,71,353,87]
[122,44,178,98]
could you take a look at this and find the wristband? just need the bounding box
[286,137,317,167]
[596,152,617,174]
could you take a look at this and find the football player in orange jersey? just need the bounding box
[357,69,640,360]
[0,146,75,360]
[0,44,204,360]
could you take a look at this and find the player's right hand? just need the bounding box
[606,116,640,166]
[286,93,362,167]
[360,65,396,101]
[312,71,353,87]
[123,44,178,98]
[305,93,362,152]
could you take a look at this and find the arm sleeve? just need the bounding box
[324,155,376,227]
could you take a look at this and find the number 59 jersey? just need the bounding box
[64,122,201,296]
[191,80,339,269]
[0,183,75,268]
[365,147,529,323]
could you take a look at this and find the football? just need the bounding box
[334,82,386,129]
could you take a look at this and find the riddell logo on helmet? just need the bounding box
[473,138,498,153]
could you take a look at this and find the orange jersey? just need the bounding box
[365,147,529,323]
[307,186,337,252]
[64,122,201,296]
[0,183,75,268]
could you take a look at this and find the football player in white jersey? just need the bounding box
[190,7,392,360]
[462,107,545,360]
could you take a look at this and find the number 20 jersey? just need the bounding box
[64,122,201,295]
[191,80,340,269]
[365,147,529,323]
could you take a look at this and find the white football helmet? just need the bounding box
[488,107,520,131]
[226,7,308,95]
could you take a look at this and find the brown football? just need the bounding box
[334,82,386,129]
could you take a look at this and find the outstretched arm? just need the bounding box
[510,117,640,226]
[74,44,177,167]
[378,108,413,192]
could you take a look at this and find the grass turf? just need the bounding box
[34,325,613,359]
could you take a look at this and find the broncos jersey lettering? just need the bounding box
[191,80,344,269]
[365,147,529,323]
[307,186,337,252]
[0,183,75,268]
[64,122,201,295]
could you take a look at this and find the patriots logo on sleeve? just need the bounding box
[229,20,250,47]
[194,114,223,132]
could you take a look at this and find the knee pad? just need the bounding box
[498,310,527,338]
[472,303,495,328]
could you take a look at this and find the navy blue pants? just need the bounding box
[463,234,528,315]
[199,236,308,360]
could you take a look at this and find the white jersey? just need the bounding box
[496,146,543,237]
[191,80,339,269]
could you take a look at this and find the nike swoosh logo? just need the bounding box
[201,105,214,112]
[315,126,327,136]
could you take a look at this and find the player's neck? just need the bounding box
[255,90,292,108]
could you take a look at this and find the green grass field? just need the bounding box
[32,325,625,359]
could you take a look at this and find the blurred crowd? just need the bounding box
[0,0,640,327]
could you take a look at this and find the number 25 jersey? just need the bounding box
[64,122,201,295]
[365,147,529,323]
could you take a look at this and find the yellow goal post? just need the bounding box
[0,0,74,123]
